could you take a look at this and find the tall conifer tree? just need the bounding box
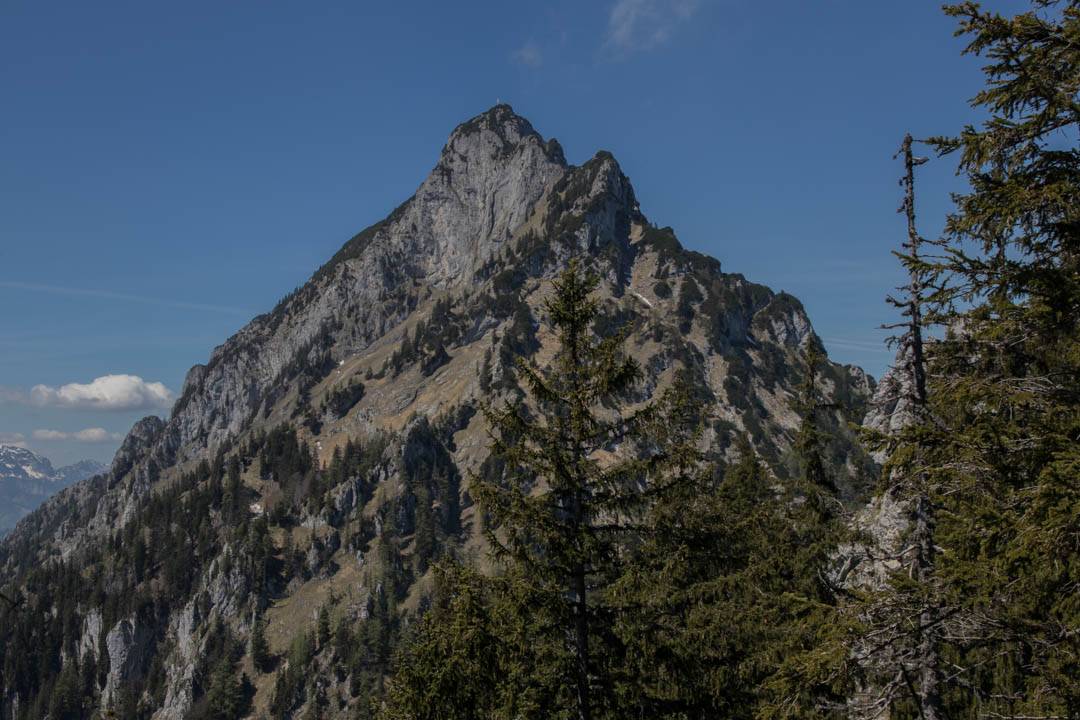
[873,1,1080,715]
[472,258,655,720]
[762,347,854,720]
[385,260,704,719]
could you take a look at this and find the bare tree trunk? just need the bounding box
[913,494,943,720]
[899,133,928,407]
[899,133,943,720]
[574,550,591,720]
[567,311,591,720]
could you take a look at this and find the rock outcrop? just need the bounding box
[103,616,154,707]
[863,345,916,448]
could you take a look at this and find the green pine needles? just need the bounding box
[851,2,1080,718]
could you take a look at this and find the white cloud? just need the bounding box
[513,41,543,68]
[31,429,68,441]
[32,427,123,443]
[604,0,700,54]
[29,374,175,411]
[74,428,120,442]
[0,432,27,448]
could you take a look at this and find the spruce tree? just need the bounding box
[611,434,796,718]
[382,563,504,720]
[470,259,649,720]
[317,605,332,649]
[251,613,272,673]
[762,347,854,719]
[883,1,1080,715]
[412,486,437,574]
[385,259,705,720]
[47,657,83,720]
[223,454,243,524]
[202,656,247,720]
[793,346,838,498]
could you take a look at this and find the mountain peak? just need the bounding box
[442,104,566,168]
[0,444,55,479]
[455,103,529,133]
[449,104,533,144]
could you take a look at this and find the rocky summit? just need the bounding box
[0,106,880,719]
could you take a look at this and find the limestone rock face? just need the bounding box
[163,105,567,463]
[840,490,910,590]
[863,345,916,458]
[842,344,917,594]
[154,600,202,720]
[78,609,103,662]
[207,552,252,620]
[414,105,568,283]
[103,616,154,708]
[750,293,816,350]
[845,364,876,399]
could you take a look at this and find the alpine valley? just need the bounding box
[0,106,888,719]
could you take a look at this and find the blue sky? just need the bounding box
[0,0,1027,464]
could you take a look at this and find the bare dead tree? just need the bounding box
[889,133,929,407]
[851,134,945,720]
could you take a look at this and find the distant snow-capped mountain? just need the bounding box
[0,445,105,534]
